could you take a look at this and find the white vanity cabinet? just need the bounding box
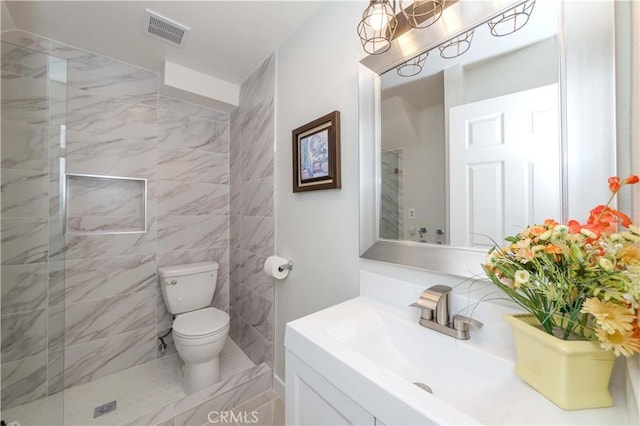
[286,350,376,425]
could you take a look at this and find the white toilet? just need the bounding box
[158,261,230,394]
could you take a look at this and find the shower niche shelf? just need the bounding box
[65,173,147,235]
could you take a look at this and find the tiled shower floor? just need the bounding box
[3,338,254,426]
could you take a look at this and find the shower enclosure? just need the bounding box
[1,30,275,426]
[1,40,67,423]
[380,150,403,240]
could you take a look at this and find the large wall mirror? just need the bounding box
[359,0,632,278]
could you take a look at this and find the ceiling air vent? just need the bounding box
[143,9,190,47]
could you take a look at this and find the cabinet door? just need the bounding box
[286,350,374,426]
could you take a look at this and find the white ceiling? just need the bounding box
[4,1,325,85]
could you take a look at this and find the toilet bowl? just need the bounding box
[172,307,230,394]
[158,261,229,394]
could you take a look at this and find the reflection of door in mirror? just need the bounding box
[381,150,403,239]
[449,84,559,248]
[379,9,558,247]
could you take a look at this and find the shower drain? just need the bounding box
[93,400,117,418]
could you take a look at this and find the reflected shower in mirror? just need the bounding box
[379,0,559,248]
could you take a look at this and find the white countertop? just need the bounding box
[285,271,632,425]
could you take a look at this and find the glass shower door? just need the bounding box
[380,150,402,240]
[1,40,67,426]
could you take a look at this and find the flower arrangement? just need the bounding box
[483,175,640,357]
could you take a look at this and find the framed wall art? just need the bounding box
[292,111,341,192]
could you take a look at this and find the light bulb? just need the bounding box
[366,4,391,30]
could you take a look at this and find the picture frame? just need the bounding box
[292,111,341,192]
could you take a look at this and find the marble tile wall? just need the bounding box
[155,94,231,354]
[229,54,276,368]
[1,39,53,410]
[1,30,232,408]
[50,38,161,394]
[380,150,404,240]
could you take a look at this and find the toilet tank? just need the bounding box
[158,262,219,314]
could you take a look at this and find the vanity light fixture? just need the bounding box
[438,29,474,59]
[396,52,428,77]
[357,0,398,55]
[399,0,443,29]
[358,0,534,57]
[487,0,536,37]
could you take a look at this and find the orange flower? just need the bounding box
[633,310,640,340]
[609,175,639,193]
[569,176,640,236]
[568,219,582,234]
[609,176,621,193]
[585,176,640,235]
[528,226,547,237]
[588,205,632,229]
[544,245,564,255]
[514,247,535,263]
[567,205,635,238]
[544,219,559,227]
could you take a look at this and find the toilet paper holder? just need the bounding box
[278,261,293,272]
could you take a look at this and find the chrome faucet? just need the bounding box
[410,285,483,340]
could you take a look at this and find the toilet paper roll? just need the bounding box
[264,255,290,280]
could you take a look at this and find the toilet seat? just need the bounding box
[173,307,230,339]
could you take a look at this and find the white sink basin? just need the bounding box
[286,295,628,425]
[325,309,513,404]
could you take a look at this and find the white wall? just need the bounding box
[381,96,420,150]
[462,37,557,105]
[274,0,366,381]
[402,102,445,242]
[162,60,239,112]
[274,0,471,383]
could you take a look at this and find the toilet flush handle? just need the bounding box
[166,279,177,285]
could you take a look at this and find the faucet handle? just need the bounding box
[409,302,433,320]
[452,314,483,331]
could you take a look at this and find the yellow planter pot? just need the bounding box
[504,314,616,410]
